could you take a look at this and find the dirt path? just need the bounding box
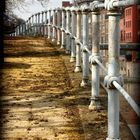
[0,37,135,140]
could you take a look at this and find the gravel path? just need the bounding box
[0,37,135,140]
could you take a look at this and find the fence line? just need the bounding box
[11,0,140,139]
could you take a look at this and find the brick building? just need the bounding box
[62,1,72,7]
[122,5,140,62]
[99,5,140,62]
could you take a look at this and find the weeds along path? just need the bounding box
[0,37,84,139]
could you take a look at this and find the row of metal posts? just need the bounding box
[11,5,120,139]
[11,1,139,139]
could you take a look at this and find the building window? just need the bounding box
[125,20,131,28]
[125,8,132,16]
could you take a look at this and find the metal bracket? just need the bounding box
[104,0,118,10]
[90,0,101,11]
[89,55,101,64]
[104,75,124,89]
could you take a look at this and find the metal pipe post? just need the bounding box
[28,18,30,35]
[36,14,39,36]
[57,9,61,45]
[48,10,51,39]
[75,10,82,72]
[45,11,48,36]
[89,10,101,110]
[21,24,23,36]
[52,9,56,42]
[27,19,29,35]
[70,9,76,62]
[66,9,71,54]
[19,24,21,35]
[61,9,66,49]
[32,15,34,36]
[42,12,44,36]
[38,13,41,36]
[24,23,26,35]
[24,21,27,35]
[81,10,90,87]
[105,10,121,140]
[30,16,32,35]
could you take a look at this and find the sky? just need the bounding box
[13,0,73,20]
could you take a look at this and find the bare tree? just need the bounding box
[5,0,49,14]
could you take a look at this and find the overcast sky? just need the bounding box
[13,0,73,20]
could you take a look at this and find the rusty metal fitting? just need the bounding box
[65,7,71,12]
[75,38,81,45]
[56,7,61,11]
[65,30,70,35]
[89,55,101,64]
[81,4,91,13]
[62,7,66,12]
[104,75,124,89]
[90,96,100,101]
[70,6,74,12]
[71,35,76,40]
[105,0,118,10]
[75,7,81,13]
[60,28,65,32]
[82,45,89,52]
[90,0,101,11]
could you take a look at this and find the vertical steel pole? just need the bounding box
[75,9,82,72]
[48,9,51,39]
[19,24,21,35]
[32,15,34,36]
[21,24,23,35]
[45,11,47,36]
[15,27,17,36]
[89,10,101,110]
[61,9,66,49]
[66,9,71,54]
[35,14,37,35]
[23,23,25,35]
[18,25,20,35]
[29,17,31,35]
[52,9,56,42]
[81,9,90,87]
[70,9,76,62]
[37,14,39,36]
[27,20,29,35]
[24,22,26,35]
[106,10,121,140]
[22,23,24,36]
[42,11,44,36]
[38,13,41,36]
[42,12,44,23]
[57,9,61,45]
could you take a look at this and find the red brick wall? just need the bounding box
[124,5,139,43]
[62,1,72,7]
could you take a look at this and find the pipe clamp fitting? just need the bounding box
[89,55,101,64]
[105,0,118,10]
[104,75,124,89]
[82,45,89,52]
[90,1,100,11]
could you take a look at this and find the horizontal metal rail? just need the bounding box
[94,58,108,74]
[113,81,140,117]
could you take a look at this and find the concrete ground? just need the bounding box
[0,37,136,140]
